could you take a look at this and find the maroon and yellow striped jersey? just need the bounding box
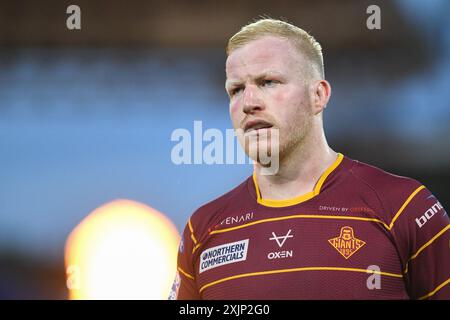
[170,153,450,299]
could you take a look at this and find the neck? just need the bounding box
[254,128,337,200]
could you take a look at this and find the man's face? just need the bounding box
[225,36,314,162]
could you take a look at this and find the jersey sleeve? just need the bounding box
[392,185,450,300]
[168,219,201,300]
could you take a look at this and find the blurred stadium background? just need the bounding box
[0,0,449,299]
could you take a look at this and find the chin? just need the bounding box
[246,141,278,163]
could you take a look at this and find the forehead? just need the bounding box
[226,36,302,79]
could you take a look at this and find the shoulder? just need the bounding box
[348,157,423,194]
[346,156,427,222]
[187,176,251,238]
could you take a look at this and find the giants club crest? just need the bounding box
[328,226,366,259]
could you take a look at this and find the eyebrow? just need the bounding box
[225,70,284,89]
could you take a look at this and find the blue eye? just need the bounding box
[262,79,277,87]
[230,87,243,96]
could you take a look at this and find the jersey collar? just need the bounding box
[252,153,344,208]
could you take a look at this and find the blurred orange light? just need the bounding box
[65,199,180,299]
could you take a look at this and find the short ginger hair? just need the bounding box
[227,18,325,79]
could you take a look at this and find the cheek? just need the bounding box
[272,89,289,102]
[229,101,241,123]
[273,85,306,104]
[273,89,310,129]
[270,89,296,120]
[275,87,310,115]
[229,99,239,113]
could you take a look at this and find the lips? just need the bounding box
[243,119,273,133]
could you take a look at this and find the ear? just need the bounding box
[310,80,331,115]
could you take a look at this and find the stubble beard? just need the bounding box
[239,119,311,170]
[278,115,313,165]
[241,131,274,165]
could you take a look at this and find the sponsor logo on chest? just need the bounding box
[220,212,254,226]
[199,239,249,273]
[267,229,294,260]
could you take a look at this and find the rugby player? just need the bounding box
[169,18,450,299]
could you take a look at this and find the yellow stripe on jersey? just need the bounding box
[188,218,198,245]
[178,267,195,280]
[388,185,425,230]
[192,243,202,254]
[210,214,390,235]
[253,153,344,208]
[404,224,450,274]
[419,277,450,300]
[199,266,403,293]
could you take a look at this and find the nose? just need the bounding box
[242,85,264,114]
